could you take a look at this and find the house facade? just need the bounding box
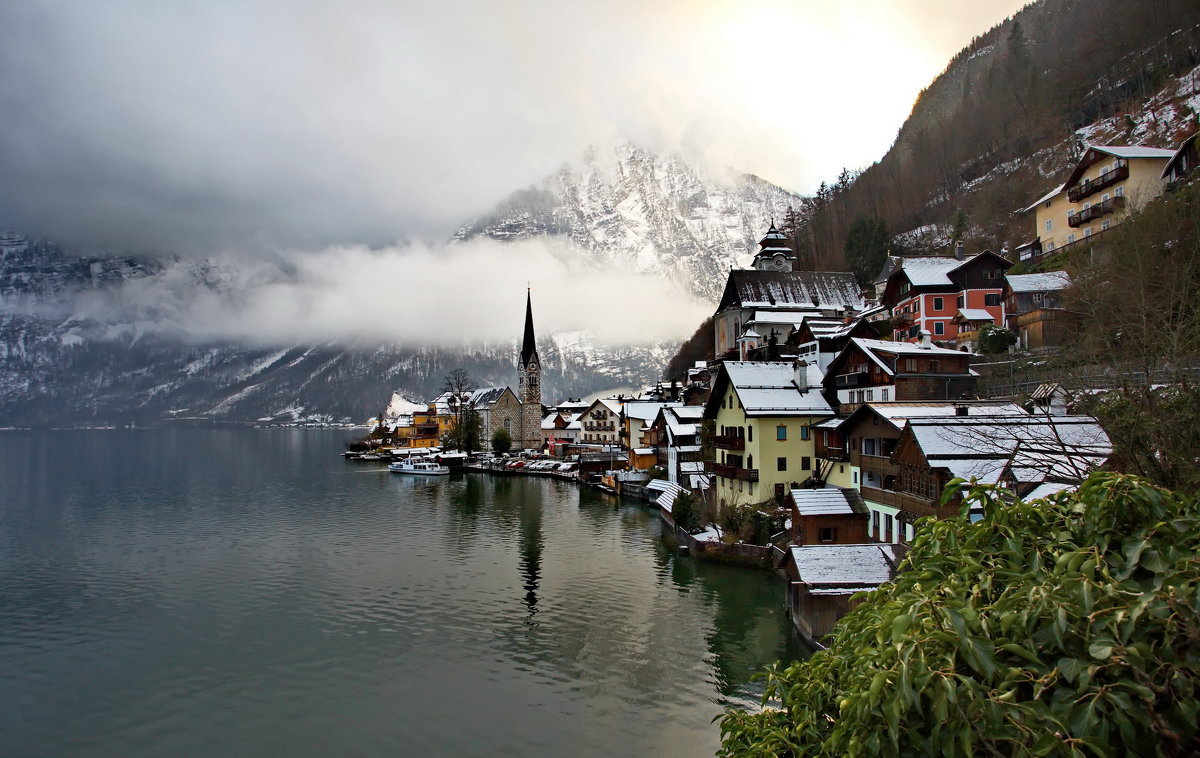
[578,398,623,446]
[1003,271,1076,350]
[704,361,834,507]
[1019,144,1176,260]
[880,250,1012,343]
[469,386,522,448]
[822,336,977,415]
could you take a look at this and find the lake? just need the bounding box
[0,429,805,758]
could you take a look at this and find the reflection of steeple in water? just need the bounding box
[518,497,543,626]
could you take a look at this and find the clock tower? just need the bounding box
[517,289,543,451]
[752,224,797,272]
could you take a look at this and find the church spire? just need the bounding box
[520,288,537,368]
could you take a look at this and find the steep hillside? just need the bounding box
[454,144,802,303]
[799,0,1200,261]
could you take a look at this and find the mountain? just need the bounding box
[453,144,802,302]
[798,0,1200,262]
[0,144,802,427]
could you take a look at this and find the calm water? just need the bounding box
[0,429,804,758]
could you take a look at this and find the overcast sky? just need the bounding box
[1,0,1028,256]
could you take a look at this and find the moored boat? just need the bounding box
[388,459,451,476]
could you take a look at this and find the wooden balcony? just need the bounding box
[1067,163,1128,202]
[708,461,759,481]
[860,485,958,519]
[835,370,868,388]
[1067,196,1125,227]
[713,434,745,451]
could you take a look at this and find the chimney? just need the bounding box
[955,405,969,417]
[918,330,933,349]
[954,241,965,260]
[793,359,809,392]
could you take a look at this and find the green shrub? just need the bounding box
[719,472,1200,757]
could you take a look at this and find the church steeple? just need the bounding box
[752,223,797,272]
[520,287,538,369]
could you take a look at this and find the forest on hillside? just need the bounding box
[781,0,1200,269]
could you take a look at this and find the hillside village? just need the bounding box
[358,129,1197,646]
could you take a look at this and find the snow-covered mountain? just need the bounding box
[454,144,802,302]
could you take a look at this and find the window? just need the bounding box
[933,297,944,311]
[839,464,844,473]
[1102,219,1111,231]
[1101,192,1110,202]
[985,293,1001,306]
[929,359,940,372]
[881,389,889,401]
[1045,241,1055,252]
[802,457,811,471]
[777,457,787,471]
[957,295,964,308]
[747,426,752,442]
[1044,219,1053,232]
[872,510,881,538]
[818,527,836,543]
[1067,233,1076,244]
[863,438,877,456]
[1033,292,1043,303]
[776,425,787,441]
[904,359,917,372]
[884,514,894,543]
[800,426,810,441]
[1115,185,1124,198]
[1085,227,1093,237]
[853,471,858,484]
[934,321,945,336]
[865,390,874,401]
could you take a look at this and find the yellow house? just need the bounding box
[1018,145,1175,261]
[703,361,834,508]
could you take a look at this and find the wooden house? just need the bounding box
[822,335,977,415]
[880,249,1012,343]
[782,543,907,645]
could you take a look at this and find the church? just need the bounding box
[515,289,544,451]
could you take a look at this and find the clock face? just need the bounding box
[773,256,786,270]
[529,360,539,372]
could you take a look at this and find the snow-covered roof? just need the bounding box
[957,308,995,323]
[1087,144,1177,160]
[721,361,832,417]
[1023,481,1075,501]
[829,402,1027,433]
[1021,183,1066,214]
[633,447,655,456]
[894,256,966,287]
[841,337,967,377]
[625,400,680,422]
[790,487,859,516]
[718,270,865,313]
[750,310,812,325]
[1006,271,1071,293]
[470,386,512,407]
[907,415,1111,486]
[680,461,706,472]
[788,543,905,587]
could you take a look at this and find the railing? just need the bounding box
[713,434,745,451]
[860,486,956,518]
[1067,163,1128,202]
[815,446,849,462]
[708,462,759,481]
[1068,196,1125,227]
[835,371,867,388]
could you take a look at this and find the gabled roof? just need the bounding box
[901,414,1111,486]
[881,251,1013,305]
[470,386,515,408]
[826,337,968,379]
[1005,271,1071,294]
[788,543,906,587]
[826,401,1027,434]
[1063,144,1176,188]
[624,400,680,423]
[1021,183,1066,214]
[704,361,832,419]
[956,308,995,323]
[716,270,864,314]
[789,487,864,516]
[1162,132,1199,179]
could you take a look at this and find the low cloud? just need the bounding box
[54,238,713,346]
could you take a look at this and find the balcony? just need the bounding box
[860,486,957,519]
[708,461,759,481]
[1067,195,1126,227]
[1067,163,1128,202]
[835,370,867,388]
[713,434,745,450]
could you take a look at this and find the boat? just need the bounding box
[388,458,451,476]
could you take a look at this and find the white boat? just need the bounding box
[388,459,451,476]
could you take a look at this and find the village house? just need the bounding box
[890,413,1111,520]
[880,247,1013,343]
[1002,271,1076,351]
[784,315,878,375]
[781,542,907,645]
[822,334,977,415]
[813,402,1027,543]
[704,361,834,507]
[1017,144,1176,261]
[1163,132,1199,190]
[786,487,869,546]
[577,397,623,447]
[621,399,681,468]
[712,226,864,360]
[540,410,580,455]
[644,404,706,488]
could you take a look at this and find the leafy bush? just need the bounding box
[719,472,1200,757]
[673,492,701,531]
[491,427,512,454]
[978,323,1018,354]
